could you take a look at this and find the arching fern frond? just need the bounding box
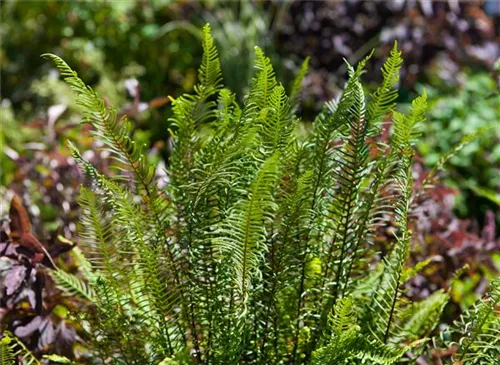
[390,289,449,345]
[50,269,95,302]
[313,297,410,365]
[42,54,156,193]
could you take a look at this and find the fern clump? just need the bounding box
[36,24,498,364]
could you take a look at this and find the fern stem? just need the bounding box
[383,268,403,343]
[291,246,308,364]
[341,155,390,296]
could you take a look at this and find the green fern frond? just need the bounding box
[214,151,281,293]
[0,336,15,365]
[289,57,309,114]
[311,327,360,365]
[391,91,428,152]
[50,269,95,302]
[0,332,39,365]
[244,46,277,119]
[454,277,500,364]
[328,296,358,337]
[260,84,294,152]
[390,290,449,344]
[195,24,223,99]
[43,54,156,193]
[313,328,409,365]
[368,41,402,128]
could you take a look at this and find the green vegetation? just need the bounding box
[2,25,497,364]
[418,71,500,221]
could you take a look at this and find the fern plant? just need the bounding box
[26,24,498,364]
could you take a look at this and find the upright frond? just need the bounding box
[368,41,403,129]
[244,46,277,119]
[289,57,309,114]
[391,91,428,151]
[214,152,281,293]
[195,24,223,98]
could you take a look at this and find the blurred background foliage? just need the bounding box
[0,0,499,359]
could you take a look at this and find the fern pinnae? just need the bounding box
[340,152,395,297]
[1,332,40,365]
[367,41,402,131]
[289,57,310,115]
[73,147,188,356]
[51,269,95,302]
[214,152,281,294]
[455,277,500,363]
[43,54,157,199]
[363,91,428,345]
[0,336,16,365]
[243,46,277,121]
[389,289,449,345]
[196,24,223,99]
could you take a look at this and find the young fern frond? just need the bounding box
[244,46,277,120]
[289,57,310,114]
[367,41,403,129]
[195,24,223,99]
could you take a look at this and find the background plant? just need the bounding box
[417,71,500,224]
